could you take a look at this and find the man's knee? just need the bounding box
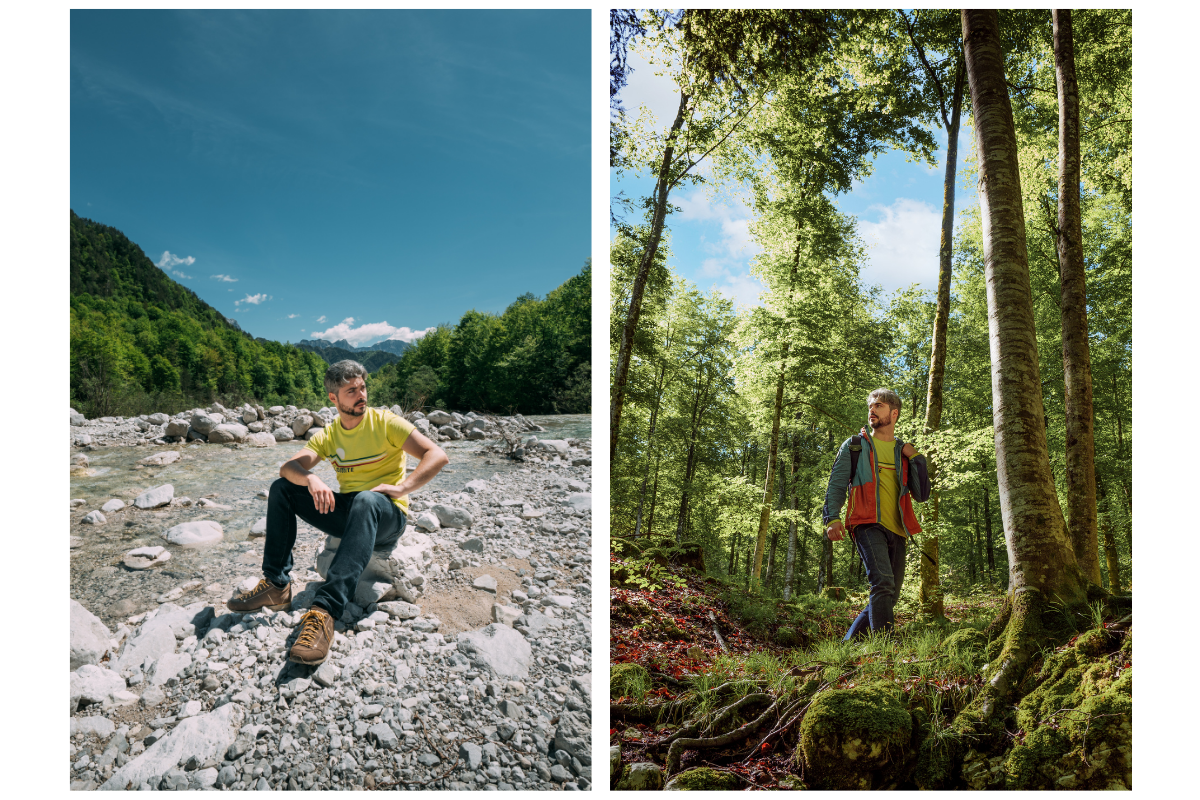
[269,477,292,498]
[350,490,392,515]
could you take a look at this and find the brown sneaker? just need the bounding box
[289,606,335,665]
[227,578,292,613]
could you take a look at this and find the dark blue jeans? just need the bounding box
[843,524,907,641]
[262,477,406,620]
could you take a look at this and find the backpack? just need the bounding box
[847,435,863,485]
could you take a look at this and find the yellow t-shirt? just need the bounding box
[873,437,904,536]
[303,408,416,513]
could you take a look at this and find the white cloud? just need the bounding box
[210,274,238,282]
[157,251,195,268]
[316,315,327,323]
[857,198,943,292]
[286,313,300,319]
[156,251,194,279]
[310,321,437,348]
[676,191,756,259]
[234,293,270,306]
[716,272,766,309]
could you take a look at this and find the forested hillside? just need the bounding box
[70,211,331,416]
[367,262,592,415]
[610,9,1131,790]
[70,212,591,417]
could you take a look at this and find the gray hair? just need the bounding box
[324,360,368,396]
[867,388,902,416]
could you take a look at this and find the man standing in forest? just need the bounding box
[226,360,449,665]
[823,389,931,639]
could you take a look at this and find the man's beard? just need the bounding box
[870,417,887,429]
[339,400,366,417]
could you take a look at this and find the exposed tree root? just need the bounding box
[709,610,730,652]
[665,699,780,775]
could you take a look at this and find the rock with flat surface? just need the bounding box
[456,623,532,679]
[71,665,127,712]
[377,600,421,619]
[432,504,473,529]
[414,511,440,531]
[245,432,276,447]
[124,546,171,570]
[565,493,591,513]
[207,423,249,444]
[249,517,267,537]
[273,427,295,442]
[164,420,189,437]
[161,520,223,547]
[316,530,433,605]
[101,499,126,514]
[71,599,113,669]
[134,484,175,509]
[82,510,106,525]
[100,702,245,791]
[473,574,498,593]
[554,709,592,766]
[148,652,193,686]
[140,451,180,467]
[189,412,222,436]
[426,409,454,426]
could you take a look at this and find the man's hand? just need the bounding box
[307,475,335,514]
[826,519,846,541]
[902,442,916,459]
[369,484,400,499]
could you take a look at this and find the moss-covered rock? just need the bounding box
[959,748,1006,790]
[611,662,652,700]
[615,761,664,790]
[1004,638,1132,789]
[796,683,913,789]
[940,627,986,653]
[822,586,847,602]
[610,745,624,789]
[663,767,741,791]
[1073,628,1117,658]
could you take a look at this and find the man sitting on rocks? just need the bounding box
[228,359,449,665]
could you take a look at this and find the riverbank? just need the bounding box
[69,412,593,791]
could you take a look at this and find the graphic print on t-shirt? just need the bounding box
[329,446,387,474]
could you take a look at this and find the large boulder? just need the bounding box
[189,412,223,436]
[245,432,276,447]
[161,520,223,547]
[70,665,131,713]
[291,415,313,436]
[426,409,454,426]
[71,600,113,670]
[100,702,245,791]
[273,427,295,442]
[456,623,532,679]
[134,484,174,509]
[432,504,474,529]
[71,409,87,426]
[797,683,913,790]
[147,413,170,425]
[315,530,434,605]
[207,423,249,444]
[164,420,190,437]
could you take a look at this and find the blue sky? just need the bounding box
[71,9,590,346]
[611,39,974,309]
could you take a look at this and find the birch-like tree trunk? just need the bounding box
[782,435,801,601]
[918,56,965,620]
[1052,9,1101,586]
[611,91,689,461]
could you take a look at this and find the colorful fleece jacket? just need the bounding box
[822,435,931,538]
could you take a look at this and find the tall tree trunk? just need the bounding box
[918,57,965,621]
[981,459,996,577]
[611,90,689,461]
[783,436,802,601]
[728,530,740,576]
[1098,482,1123,593]
[751,347,788,585]
[634,336,673,538]
[1053,9,1101,587]
[960,8,1088,718]
[647,457,662,538]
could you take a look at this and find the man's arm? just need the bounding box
[906,447,931,503]
[280,449,336,514]
[821,439,853,539]
[369,430,449,501]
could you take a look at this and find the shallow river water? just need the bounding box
[70,414,590,627]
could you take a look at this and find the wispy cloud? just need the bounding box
[857,198,942,292]
[310,320,436,348]
[234,293,270,306]
[156,251,194,279]
[316,315,326,323]
[286,313,300,319]
[674,190,764,308]
[210,274,238,282]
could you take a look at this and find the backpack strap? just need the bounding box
[848,435,862,487]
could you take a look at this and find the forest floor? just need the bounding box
[608,554,1132,790]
